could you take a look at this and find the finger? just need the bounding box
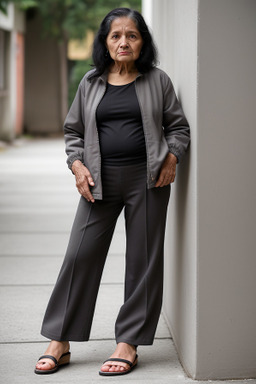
[83,169,94,186]
[82,191,95,203]
[155,177,163,187]
[155,171,168,187]
[159,179,168,187]
[83,190,95,203]
[84,179,95,201]
[156,175,174,187]
[170,171,176,183]
[87,176,95,186]
[78,184,95,203]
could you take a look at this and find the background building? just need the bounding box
[24,10,64,135]
[0,3,25,141]
[1,0,141,139]
[142,0,256,380]
[1,1,255,379]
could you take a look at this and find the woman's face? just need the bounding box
[106,17,143,65]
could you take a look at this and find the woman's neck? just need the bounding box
[108,62,139,85]
[109,62,138,75]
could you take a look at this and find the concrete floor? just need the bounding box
[0,137,254,384]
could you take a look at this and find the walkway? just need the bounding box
[0,137,251,383]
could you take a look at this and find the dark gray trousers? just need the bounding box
[41,163,170,345]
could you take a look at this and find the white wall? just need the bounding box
[143,0,198,376]
[143,0,256,380]
[197,0,256,379]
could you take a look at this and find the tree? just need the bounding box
[0,0,37,14]
[1,0,141,119]
[0,1,7,13]
[6,0,141,39]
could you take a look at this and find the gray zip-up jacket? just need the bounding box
[64,67,190,200]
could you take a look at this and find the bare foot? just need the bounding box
[100,343,137,373]
[35,340,70,371]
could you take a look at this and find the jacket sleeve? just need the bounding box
[161,73,190,162]
[63,81,85,170]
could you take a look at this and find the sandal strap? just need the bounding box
[37,355,58,366]
[103,355,138,367]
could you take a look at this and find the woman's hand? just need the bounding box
[71,160,95,203]
[155,153,177,187]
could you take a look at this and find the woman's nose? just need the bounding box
[120,36,129,47]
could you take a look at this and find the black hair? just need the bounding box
[88,8,158,80]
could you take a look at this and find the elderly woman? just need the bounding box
[35,7,190,376]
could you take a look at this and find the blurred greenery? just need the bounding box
[0,0,36,13]
[0,1,8,13]
[2,0,141,40]
[68,59,92,106]
[1,0,141,108]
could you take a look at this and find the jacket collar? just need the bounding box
[99,69,143,84]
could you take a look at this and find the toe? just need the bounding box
[100,364,111,372]
[115,365,125,372]
[101,362,128,373]
[36,360,54,371]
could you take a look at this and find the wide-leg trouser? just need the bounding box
[41,162,170,345]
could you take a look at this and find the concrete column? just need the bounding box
[143,0,256,380]
[0,4,16,140]
[24,12,62,134]
[0,4,25,141]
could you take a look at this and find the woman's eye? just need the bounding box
[130,34,137,39]
[112,34,119,39]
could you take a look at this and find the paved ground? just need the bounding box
[0,137,254,384]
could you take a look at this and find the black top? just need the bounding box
[96,81,147,166]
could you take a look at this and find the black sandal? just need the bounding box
[99,354,138,376]
[34,351,71,374]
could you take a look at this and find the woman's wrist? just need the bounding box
[71,160,84,174]
[168,152,178,163]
